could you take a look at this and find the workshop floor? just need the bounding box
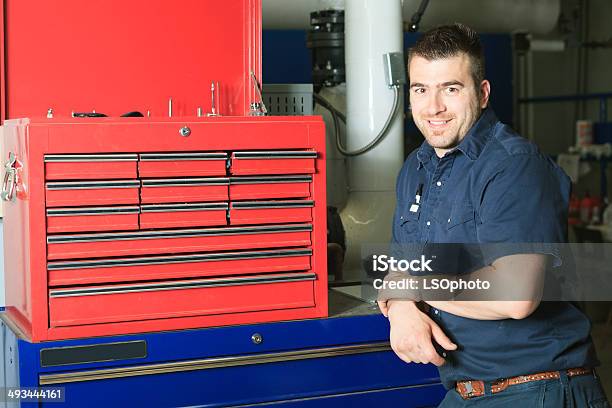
[592,323,612,399]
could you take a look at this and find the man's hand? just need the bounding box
[386,300,457,366]
[377,300,391,317]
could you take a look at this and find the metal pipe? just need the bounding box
[340,0,404,277]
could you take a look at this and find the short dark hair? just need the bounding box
[408,23,485,94]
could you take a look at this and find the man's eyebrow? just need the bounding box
[440,81,464,87]
[409,82,427,88]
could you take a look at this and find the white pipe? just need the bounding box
[262,0,560,34]
[340,0,404,277]
[345,0,403,192]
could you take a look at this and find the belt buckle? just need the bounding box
[464,381,475,397]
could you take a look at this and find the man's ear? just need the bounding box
[480,80,491,109]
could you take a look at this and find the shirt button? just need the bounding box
[434,309,439,315]
[447,218,451,223]
[426,221,431,226]
[442,352,447,358]
[436,181,442,187]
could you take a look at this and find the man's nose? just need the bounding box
[425,91,446,116]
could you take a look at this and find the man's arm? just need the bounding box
[426,253,547,320]
[379,253,547,320]
[378,253,546,365]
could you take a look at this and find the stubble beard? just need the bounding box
[420,103,482,151]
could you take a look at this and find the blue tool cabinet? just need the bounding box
[0,291,445,407]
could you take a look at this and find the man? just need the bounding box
[378,23,609,407]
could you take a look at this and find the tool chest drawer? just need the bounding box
[140,177,230,203]
[229,200,313,225]
[138,152,228,178]
[47,248,313,286]
[230,151,317,175]
[46,224,313,260]
[45,180,141,207]
[139,202,228,229]
[44,154,138,180]
[229,175,312,200]
[48,272,317,327]
[46,206,140,233]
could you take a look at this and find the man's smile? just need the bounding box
[426,119,453,128]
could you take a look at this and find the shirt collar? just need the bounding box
[416,108,498,168]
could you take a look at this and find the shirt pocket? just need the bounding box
[447,203,475,230]
[395,201,420,241]
[439,202,477,243]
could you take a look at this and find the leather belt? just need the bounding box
[456,367,593,399]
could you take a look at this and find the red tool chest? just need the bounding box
[2,117,327,341]
[0,0,328,341]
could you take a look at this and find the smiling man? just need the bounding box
[378,24,609,407]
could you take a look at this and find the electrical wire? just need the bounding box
[313,93,346,123]
[314,87,401,157]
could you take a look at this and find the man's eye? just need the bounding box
[446,87,459,94]
[413,88,425,94]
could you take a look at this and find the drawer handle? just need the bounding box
[229,175,312,185]
[47,206,140,217]
[233,151,317,159]
[231,200,314,210]
[49,272,317,297]
[139,153,228,161]
[39,342,391,385]
[47,224,313,244]
[1,152,17,202]
[48,248,313,270]
[140,203,229,213]
[46,180,140,190]
[44,154,138,162]
[141,178,230,187]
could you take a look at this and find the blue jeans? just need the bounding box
[438,372,610,407]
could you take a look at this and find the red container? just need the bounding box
[140,178,229,204]
[45,154,138,180]
[0,0,327,341]
[45,180,141,207]
[47,248,312,286]
[4,117,327,341]
[49,272,316,327]
[229,175,312,200]
[138,152,228,178]
[230,151,317,175]
[46,206,140,233]
[230,200,313,225]
[140,202,228,229]
[1,0,261,121]
[47,224,313,260]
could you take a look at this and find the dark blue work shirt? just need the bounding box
[392,108,598,389]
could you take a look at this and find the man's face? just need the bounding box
[408,53,490,157]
